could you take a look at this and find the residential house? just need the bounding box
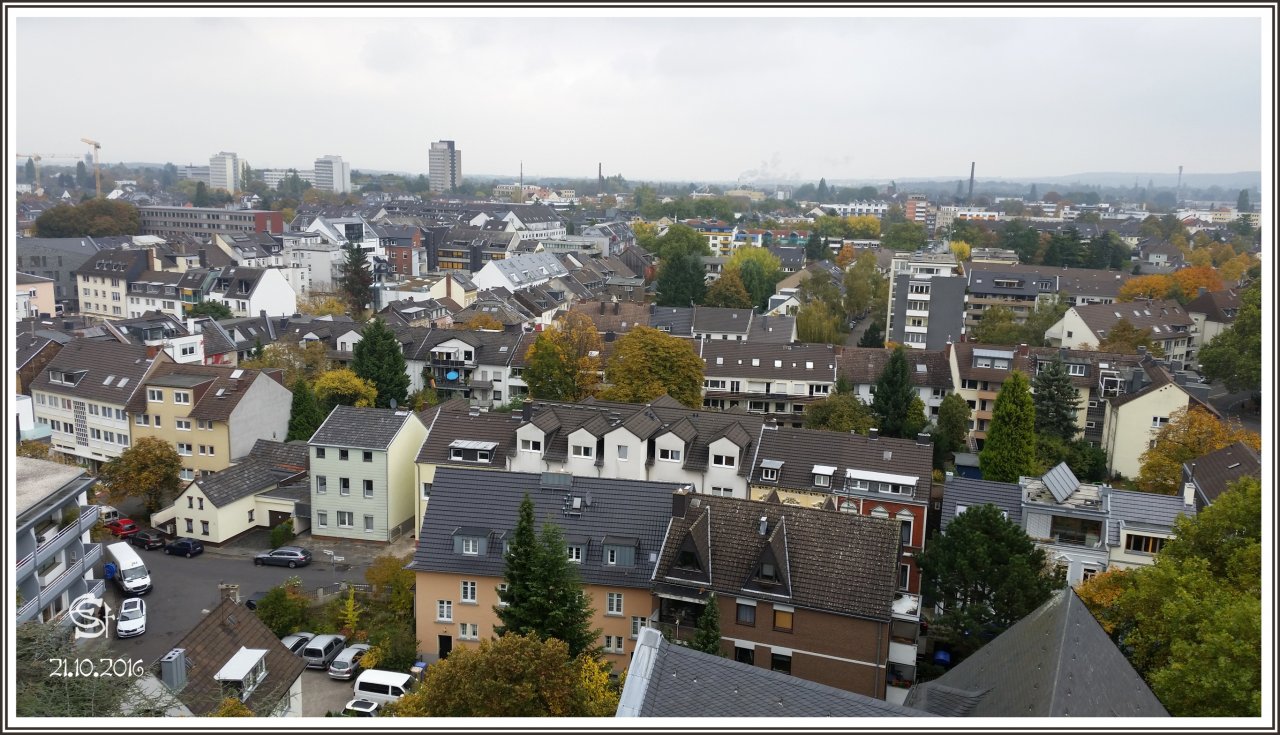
[616,627,929,717]
[433,225,522,272]
[151,440,309,544]
[17,236,108,313]
[151,599,306,716]
[302,214,382,257]
[410,467,679,668]
[15,457,103,624]
[30,340,170,471]
[946,342,1022,449]
[1134,238,1186,269]
[651,490,907,702]
[686,220,738,255]
[839,347,951,421]
[98,313,207,365]
[126,362,291,481]
[17,272,57,320]
[1101,352,1217,479]
[213,232,311,297]
[904,588,1168,716]
[472,252,569,293]
[649,306,797,344]
[75,248,153,320]
[966,262,1132,307]
[201,266,298,318]
[568,299,651,336]
[1045,299,1194,368]
[125,271,186,319]
[16,332,65,395]
[413,402,520,534]
[308,406,428,544]
[964,268,1043,331]
[376,223,427,278]
[470,203,567,242]
[1184,287,1242,363]
[1181,441,1261,511]
[699,341,837,422]
[405,328,532,407]
[1020,347,1143,448]
[378,296,452,328]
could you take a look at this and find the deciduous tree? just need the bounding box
[455,313,505,330]
[970,304,1024,345]
[803,392,876,434]
[1032,357,1081,441]
[365,553,416,618]
[34,200,141,237]
[351,317,410,409]
[211,698,254,717]
[978,370,1037,482]
[522,312,602,401]
[1117,274,1172,301]
[656,248,707,307]
[313,368,377,413]
[1136,406,1260,495]
[599,327,704,408]
[97,437,183,513]
[188,300,233,320]
[1197,282,1260,392]
[286,376,325,441]
[935,392,972,462]
[240,340,331,387]
[252,581,311,638]
[795,301,843,345]
[1169,266,1224,301]
[1097,317,1164,356]
[702,268,752,309]
[846,214,880,239]
[299,294,349,317]
[652,223,710,260]
[728,246,783,310]
[880,221,927,251]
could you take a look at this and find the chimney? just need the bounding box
[520,401,534,423]
[765,417,778,430]
[917,432,932,446]
[1137,345,1147,355]
[186,317,199,334]
[672,487,692,518]
[146,344,161,359]
[599,301,606,315]
[198,248,207,268]
[1017,343,1030,357]
[758,516,768,536]
[468,406,481,417]
[869,428,879,440]
[159,648,188,692]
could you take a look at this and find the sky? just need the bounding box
[10,8,1270,184]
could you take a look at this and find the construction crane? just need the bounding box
[81,137,102,197]
[15,152,82,189]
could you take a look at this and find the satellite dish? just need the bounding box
[446,371,459,381]
[389,399,398,410]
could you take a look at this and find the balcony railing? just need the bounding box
[17,598,37,623]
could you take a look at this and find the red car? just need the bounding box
[106,519,140,538]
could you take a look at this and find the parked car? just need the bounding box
[244,590,270,611]
[129,529,166,550]
[163,537,204,558]
[254,546,313,568]
[328,643,371,680]
[106,519,140,538]
[116,598,147,638]
[341,698,379,717]
[280,632,316,656]
[302,634,347,669]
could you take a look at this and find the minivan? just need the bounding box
[97,505,121,524]
[302,634,346,669]
[105,541,151,595]
[352,669,414,705]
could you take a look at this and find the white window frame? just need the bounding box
[176,419,191,431]
[659,448,681,462]
[337,510,353,528]
[606,592,623,616]
[520,438,542,453]
[567,545,583,563]
[147,388,163,402]
[712,453,736,468]
[761,468,778,482]
[571,444,594,459]
[437,600,453,622]
[173,391,191,404]
[363,479,374,498]
[813,474,831,487]
[461,581,477,603]
[461,537,479,555]
[177,442,192,456]
[1067,364,1086,376]
[617,445,629,461]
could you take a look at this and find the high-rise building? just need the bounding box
[313,154,352,194]
[886,251,966,350]
[208,151,239,192]
[429,140,462,193]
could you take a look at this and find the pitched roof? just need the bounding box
[410,468,680,590]
[124,362,285,421]
[1184,288,1242,324]
[29,339,157,405]
[691,306,753,334]
[618,627,929,717]
[15,333,60,370]
[699,341,839,381]
[73,247,151,279]
[904,589,1169,716]
[1106,488,1195,547]
[193,440,309,508]
[568,300,651,333]
[1185,441,1261,506]
[309,406,418,450]
[977,262,1133,299]
[749,426,934,502]
[839,347,950,387]
[939,476,1024,529]
[415,405,520,464]
[654,492,901,621]
[1072,299,1193,338]
[164,598,307,716]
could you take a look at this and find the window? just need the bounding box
[617,445,628,461]
[1085,421,1096,428]
[180,468,193,480]
[316,476,327,494]
[362,451,373,462]
[364,515,374,532]
[773,607,794,632]
[735,647,755,666]
[187,496,194,509]
[1082,568,1100,583]
[458,623,479,641]
[339,449,349,461]
[604,635,625,654]
[338,511,353,528]
[567,545,583,563]
[363,479,374,498]
[1067,363,1086,376]
[659,448,681,462]
[736,603,756,626]
[1151,416,1169,429]
[461,581,477,603]
[422,482,431,499]
[461,537,479,555]
[630,616,648,638]
[316,447,326,459]
[185,519,193,533]
[761,468,778,482]
[450,448,463,461]
[898,515,914,546]
[176,419,191,431]
[606,592,623,616]
[899,564,911,590]
[174,391,191,404]
[711,453,735,468]
[497,583,509,607]
[1125,533,1167,555]
[200,521,209,536]
[771,653,792,675]
[147,388,163,402]
[571,444,594,459]
[437,600,453,622]
[177,443,192,456]
[520,438,542,452]
[813,474,830,487]
[1088,400,1099,408]
[197,498,204,510]
[340,478,350,496]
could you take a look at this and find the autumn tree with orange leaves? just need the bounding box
[1136,406,1260,495]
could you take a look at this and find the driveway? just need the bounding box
[302,667,358,716]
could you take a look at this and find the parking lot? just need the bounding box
[301,666,361,716]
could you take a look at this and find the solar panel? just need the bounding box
[1042,462,1080,503]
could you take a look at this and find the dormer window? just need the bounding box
[567,545,583,563]
[758,562,778,583]
[675,548,701,571]
[214,648,268,703]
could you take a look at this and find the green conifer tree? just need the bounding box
[871,346,918,438]
[690,593,724,655]
[979,371,1038,482]
[1032,357,1081,441]
[286,377,326,441]
[351,317,409,409]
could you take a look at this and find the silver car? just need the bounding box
[302,633,346,669]
[328,643,370,680]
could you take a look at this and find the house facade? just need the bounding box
[15,457,103,625]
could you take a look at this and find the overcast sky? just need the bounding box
[11,10,1269,184]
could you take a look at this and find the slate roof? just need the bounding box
[309,405,418,450]
[193,440,309,508]
[966,269,1042,298]
[839,347,950,387]
[950,342,1021,384]
[746,313,795,343]
[73,247,151,280]
[1183,288,1242,324]
[1106,488,1195,547]
[1019,347,1142,390]
[165,597,307,717]
[618,627,929,718]
[649,306,695,336]
[569,300,651,333]
[692,306,753,334]
[938,476,1024,529]
[16,334,61,370]
[904,588,1169,717]
[654,492,901,621]
[1185,441,1261,506]
[410,467,681,590]
[700,341,838,382]
[17,271,55,285]
[748,426,934,503]
[974,262,1132,300]
[416,405,521,464]
[1072,299,1193,339]
[125,361,284,421]
[29,340,157,405]
[487,251,568,286]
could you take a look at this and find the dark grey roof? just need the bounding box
[1106,488,1195,547]
[619,627,929,717]
[1185,441,1261,506]
[691,306,753,334]
[966,269,1042,298]
[410,468,682,590]
[15,334,60,370]
[650,306,695,336]
[904,589,1169,717]
[749,427,934,502]
[1073,299,1193,337]
[193,453,306,508]
[1184,288,1242,324]
[939,477,1023,529]
[700,341,838,382]
[309,406,418,450]
[840,347,951,387]
[29,339,157,405]
[415,405,520,464]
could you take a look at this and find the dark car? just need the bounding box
[106,519,140,538]
[129,528,166,550]
[254,546,312,568]
[244,590,270,611]
[163,537,204,558]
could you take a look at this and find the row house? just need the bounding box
[30,340,169,471]
[698,341,838,424]
[978,263,1132,307]
[472,251,569,293]
[1100,352,1217,480]
[125,361,291,482]
[940,462,1196,586]
[650,305,796,344]
[404,328,534,407]
[468,203,567,242]
[839,347,951,421]
[75,248,153,320]
[213,232,311,297]
[125,271,185,319]
[15,457,103,625]
[307,406,428,544]
[413,402,521,532]
[1046,299,1194,369]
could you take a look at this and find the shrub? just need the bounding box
[269,519,294,549]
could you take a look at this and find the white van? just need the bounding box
[105,541,151,595]
[97,505,121,524]
[352,669,414,705]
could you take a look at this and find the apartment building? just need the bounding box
[17,236,110,313]
[313,154,351,194]
[886,252,965,350]
[1046,299,1194,369]
[75,248,153,320]
[125,271,185,319]
[139,206,284,242]
[698,341,838,423]
[208,151,240,192]
[413,403,520,534]
[17,272,57,320]
[15,457,103,625]
[839,347,951,420]
[1100,353,1216,479]
[429,140,462,193]
[405,328,533,406]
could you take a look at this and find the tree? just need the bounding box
[386,634,617,717]
[97,437,183,513]
[978,370,1037,482]
[240,340,330,387]
[652,223,711,260]
[702,268,753,308]
[857,321,884,348]
[211,698,255,717]
[313,368,377,414]
[656,248,707,307]
[252,581,311,638]
[1032,357,1080,441]
[1136,406,1260,495]
[805,232,827,261]
[795,301,843,345]
[690,593,724,655]
[970,304,1025,345]
[880,221,927,251]
[339,245,374,317]
[188,300,233,320]
[33,200,141,237]
[522,312,603,401]
[1169,266,1225,303]
[1097,317,1163,356]
[299,295,349,317]
[844,250,887,321]
[24,157,36,183]
[948,239,971,261]
[365,553,415,618]
[847,214,880,239]
[1198,282,1260,392]
[934,392,972,462]
[918,503,1056,660]
[286,377,325,441]
[494,495,601,659]
[269,518,294,549]
[351,318,409,409]
[193,181,211,207]
[1236,188,1250,213]
[599,327,704,408]
[803,392,877,434]
[871,347,919,439]
[337,588,364,639]
[728,246,783,310]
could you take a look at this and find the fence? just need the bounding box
[315,581,374,602]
